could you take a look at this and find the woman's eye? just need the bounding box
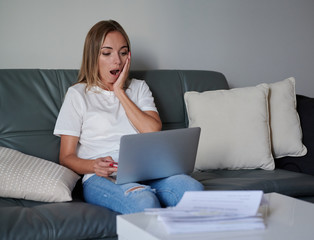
[102,52,110,56]
[120,51,128,56]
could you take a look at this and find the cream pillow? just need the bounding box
[268,77,307,158]
[184,84,275,171]
[0,147,80,202]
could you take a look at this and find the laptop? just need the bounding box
[114,127,201,184]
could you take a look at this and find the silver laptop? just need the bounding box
[114,127,201,184]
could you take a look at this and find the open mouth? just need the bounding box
[110,69,120,76]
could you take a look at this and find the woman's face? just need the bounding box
[98,31,129,90]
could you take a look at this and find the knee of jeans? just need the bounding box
[188,178,204,191]
[175,174,204,191]
[125,185,161,210]
[124,185,156,195]
[125,185,147,194]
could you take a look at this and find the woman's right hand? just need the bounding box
[94,156,118,177]
[59,135,118,177]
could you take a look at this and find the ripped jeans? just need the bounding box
[83,174,204,214]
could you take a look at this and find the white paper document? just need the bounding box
[145,190,266,234]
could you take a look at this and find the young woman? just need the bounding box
[54,20,203,214]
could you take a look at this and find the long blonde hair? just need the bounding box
[77,20,131,90]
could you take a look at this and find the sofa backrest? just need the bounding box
[0,69,229,163]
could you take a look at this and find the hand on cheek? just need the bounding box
[114,52,131,91]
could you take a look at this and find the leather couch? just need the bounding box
[1,69,314,240]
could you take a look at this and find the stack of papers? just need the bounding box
[145,191,267,234]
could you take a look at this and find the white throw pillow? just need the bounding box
[268,77,307,158]
[0,147,80,202]
[184,84,275,171]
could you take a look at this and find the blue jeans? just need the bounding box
[83,174,204,214]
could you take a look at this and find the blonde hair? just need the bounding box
[77,20,131,90]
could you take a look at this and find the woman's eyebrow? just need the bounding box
[101,46,112,50]
[101,46,128,50]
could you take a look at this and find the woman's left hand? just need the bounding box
[112,51,162,133]
[113,52,131,92]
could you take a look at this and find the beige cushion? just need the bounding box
[184,84,275,171]
[268,77,307,158]
[0,147,80,202]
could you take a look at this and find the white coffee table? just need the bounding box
[117,192,314,240]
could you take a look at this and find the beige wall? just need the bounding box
[0,0,313,96]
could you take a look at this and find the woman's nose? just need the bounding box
[113,52,122,65]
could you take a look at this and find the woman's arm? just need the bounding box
[115,89,162,133]
[59,135,117,177]
[113,53,162,133]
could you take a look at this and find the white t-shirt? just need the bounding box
[54,79,158,182]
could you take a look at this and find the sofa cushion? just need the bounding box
[268,78,307,158]
[275,94,314,175]
[191,169,314,198]
[0,147,80,202]
[185,84,274,171]
[0,197,118,240]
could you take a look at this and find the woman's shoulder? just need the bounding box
[69,83,87,92]
[129,78,149,89]
[67,83,90,95]
[65,83,88,99]
[127,79,152,97]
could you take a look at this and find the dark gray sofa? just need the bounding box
[1,69,314,240]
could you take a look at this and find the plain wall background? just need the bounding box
[0,0,313,96]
